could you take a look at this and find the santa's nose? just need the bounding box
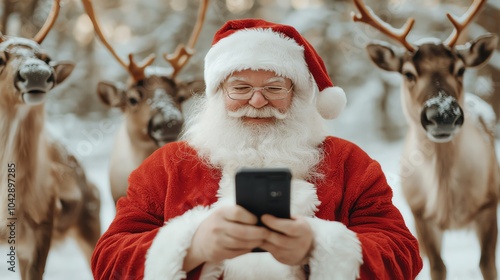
[248,90,268,108]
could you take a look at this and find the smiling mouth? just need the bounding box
[242,116,274,120]
[241,116,275,123]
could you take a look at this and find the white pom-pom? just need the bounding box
[316,86,347,119]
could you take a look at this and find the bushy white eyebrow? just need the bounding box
[226,76,286,84]
[226,76,248,83]
[266,77,286,83]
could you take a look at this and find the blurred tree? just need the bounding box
[0,0,41,36]
[1,0,14,34]
[18,0,40,37]
[476,1,500,123]
[2,0,497,133]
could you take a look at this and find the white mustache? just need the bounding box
[227,106,288,120]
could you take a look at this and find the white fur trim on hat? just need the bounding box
[204,28,312,100]
[317,86,347,119]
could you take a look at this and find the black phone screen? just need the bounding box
[235,167,291,252]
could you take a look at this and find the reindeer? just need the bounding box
[81,0,207,204]
[352,0,500,279]
[0,0,101,279]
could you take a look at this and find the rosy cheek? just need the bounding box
[270,100,291,112]
[225,97,247,111]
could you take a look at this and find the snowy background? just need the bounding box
[1,0,500,279]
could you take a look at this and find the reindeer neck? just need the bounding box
[0,104,47,186]
[0,102,57,226]
[121,120,157,157]
[409,125,464,179]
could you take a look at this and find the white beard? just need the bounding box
[182,92,327,279]
[181,90,328,180]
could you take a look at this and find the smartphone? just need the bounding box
[235,167,292,252]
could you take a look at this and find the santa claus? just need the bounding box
[91,19,422,280]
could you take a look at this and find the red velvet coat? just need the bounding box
[91,136,422,279]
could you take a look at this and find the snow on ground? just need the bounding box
[1,110,499,280]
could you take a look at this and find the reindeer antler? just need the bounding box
[33,0,61,44]
[444,0,486,47]
[81,0,155,82]
[164,0,209,78]
[351,0,415,52]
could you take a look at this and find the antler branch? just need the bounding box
[164,0,210,78]
[81,0,155,82]
[351,0,415,52]
[444,0,486,47]
[33,0,61,44]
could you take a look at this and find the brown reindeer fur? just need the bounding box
[352,0,499,277]
[0,42,101,279]
[401,106,500,280]
[364,34,499,279]
[0,102,101,279]
[99,76,205,204]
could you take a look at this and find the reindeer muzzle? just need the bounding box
[420,94,464,143]
[148,109,184,147]
[16,59,55,105]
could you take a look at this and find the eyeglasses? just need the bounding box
[223,85,293,100]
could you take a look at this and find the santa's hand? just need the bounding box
[187,205,270,266]
[259,215,313,265]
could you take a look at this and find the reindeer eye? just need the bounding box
[456,67,465,77]
[403,71,416,82]
[128,97,139,106]
[126,88,142,106]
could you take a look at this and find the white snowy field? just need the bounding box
[1,109,499,280]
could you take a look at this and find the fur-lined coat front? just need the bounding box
[91,136,422,279]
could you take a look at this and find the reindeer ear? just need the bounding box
[176,79,205,103]
[97,81,125,107]
[457,34,498,68]
[366,43,402,72]
[52,61,75,84]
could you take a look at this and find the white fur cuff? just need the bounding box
[144,206,212,280]
[306,218,363,280]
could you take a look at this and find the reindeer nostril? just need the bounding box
[420,108,435,127]
[16,71,26,83]
[166,120,178,128]
[453,106,464,126]
[47,73,55,84]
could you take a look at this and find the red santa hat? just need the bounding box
[204,18,347,119]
